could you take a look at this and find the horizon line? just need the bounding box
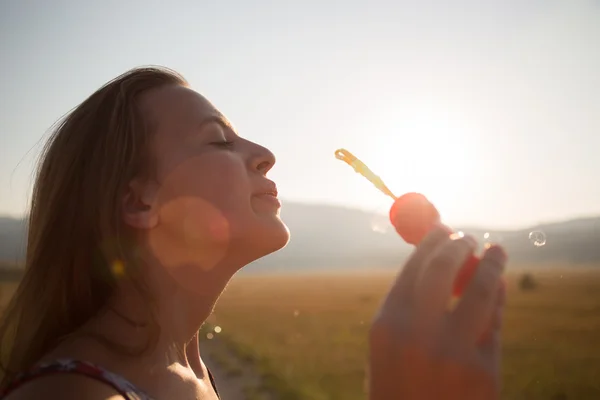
[1,198,599,233]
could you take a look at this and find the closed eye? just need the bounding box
[210,140,235,148]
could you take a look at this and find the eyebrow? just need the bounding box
[198,114,235,133]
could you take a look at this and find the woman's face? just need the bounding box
[127,85,290,281]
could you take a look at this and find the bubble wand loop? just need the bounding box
[334,149,397,201]
[334,147,480,297]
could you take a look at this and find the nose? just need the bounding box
[250,143,276,175]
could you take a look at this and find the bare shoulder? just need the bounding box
[3,373,126,400]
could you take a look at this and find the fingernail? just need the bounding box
[485,245,508,264]
[449,232,477,247]
[463,234,478,248]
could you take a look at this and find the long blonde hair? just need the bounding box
[0,66,187,388]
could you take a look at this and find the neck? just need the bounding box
[88,259,233,369]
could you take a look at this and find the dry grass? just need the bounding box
[203,267,600,400]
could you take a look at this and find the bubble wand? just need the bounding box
[334,148,479,297]
[334,149,397,200]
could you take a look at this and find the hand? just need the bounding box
[368,225,507,400]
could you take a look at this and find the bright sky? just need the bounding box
[1,0,599,229]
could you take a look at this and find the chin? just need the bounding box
[263,217,291,253]
[244,217,290,262]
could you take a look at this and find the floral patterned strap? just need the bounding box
[1,359,220,399]
[0,359,153,399]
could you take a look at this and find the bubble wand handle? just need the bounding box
[334,149,397,201]
[334,148,480,297]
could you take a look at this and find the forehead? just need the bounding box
[140,85,231,134]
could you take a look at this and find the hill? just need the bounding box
[1,203,599,273]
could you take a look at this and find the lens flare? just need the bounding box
[482,232,504,249]
[111,260,125,278]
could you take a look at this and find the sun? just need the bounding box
[359,108,477,216]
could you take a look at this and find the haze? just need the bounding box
[1,0,599,230]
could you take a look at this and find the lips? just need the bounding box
[255,181,278,198]
[258,190,278,197]
[253,181,281,208]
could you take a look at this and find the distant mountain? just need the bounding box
[246,203,413,273]
[246,203,600,272]
[1,203,599,274]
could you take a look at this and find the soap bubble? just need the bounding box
[529,230,547,247]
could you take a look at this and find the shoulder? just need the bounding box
[2,373,126,400]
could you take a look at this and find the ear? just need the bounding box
[122,179,159,230]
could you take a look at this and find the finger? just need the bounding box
[478,280,506,345]
[413,234,478,332]
[451,245,507,343]
[383,224,451,310]
[479,282,506,372]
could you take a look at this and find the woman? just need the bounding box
[0,66,507,399]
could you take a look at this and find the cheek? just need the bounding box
[149,196,231,272]
[158,154,249,209]
[156,154,253,237]
[159,196,229,241]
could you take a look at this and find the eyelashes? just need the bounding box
[210,140,235,148]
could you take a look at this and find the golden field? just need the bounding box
[203,267,600,400]
[3,266,600,399]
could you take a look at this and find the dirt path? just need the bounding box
[200,334,272,400]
